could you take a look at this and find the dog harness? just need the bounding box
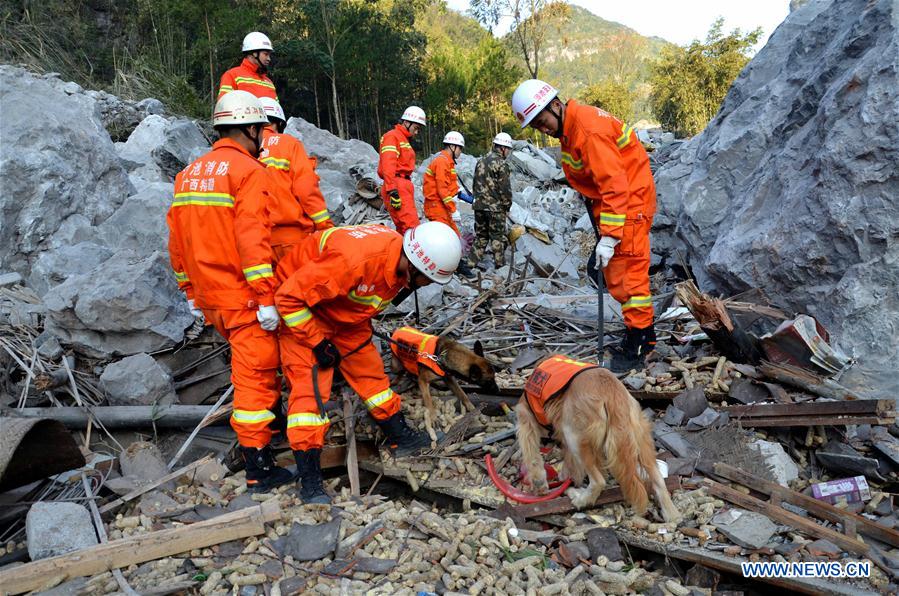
[524,355,599,427]
[390,326,446,377]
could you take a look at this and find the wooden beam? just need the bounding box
[703,479,869,556]
[726,415,891,428]
[713,463,899,547]
[99,455,213,515]
[0,500,280,595]
[722,400,894,418]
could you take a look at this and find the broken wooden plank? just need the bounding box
[99,455,213,515]
[4,405,222,429]
[713,463,899,547]
[489,477,681,520]
[703,479,870,556]
[344,398,360,497]
[0,499,280,595]
[758,361,861,401]
[722,400,894,418]
[728,415,892,428]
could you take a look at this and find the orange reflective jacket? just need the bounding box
[260,128,333,245]
[390,326,445,377]
[275,225,406,348]
[377,124,416,193]
[423,149,459,217]
[218,58,278,101]
[524,355,598,427]
[560,99,656,239]
[167,139,276,309]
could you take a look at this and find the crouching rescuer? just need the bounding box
[275,221,462,504]
[167,90,293,493]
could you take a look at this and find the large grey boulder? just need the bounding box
[116,115,208,185]
[652,0,899,389]
[0,66,134,275]
[26,502,98,560]
[101,353,177,406]
[43,250,192,358]
[29,242,114,297]
[98,182,174,253]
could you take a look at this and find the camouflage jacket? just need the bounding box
[473,150,512,212]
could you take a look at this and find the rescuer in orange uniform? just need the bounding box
[167,90,293,493]
[275,222,462,504]
[257,97,334,265]
[378,106,426,234]
[218,32,278,101]
[512,79,657,372]
[423,130,475,236]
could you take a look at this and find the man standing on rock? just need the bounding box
[511,80,657,372]
[470,132,514,271]
[258,97,334,266]
[167,90,293,493]
[378,106,426,234]
[274,222,461,504]
[218,32,278,101]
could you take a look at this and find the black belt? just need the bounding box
[397,173,411,179]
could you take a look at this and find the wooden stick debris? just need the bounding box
[0,499,280,595]
[99,455,213,515]
[713,462,899,547]
[81,473,139,596]
[344,397,360,497]
[167,385,233,469]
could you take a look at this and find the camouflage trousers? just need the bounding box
[472,209,507,268]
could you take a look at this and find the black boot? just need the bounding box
[377,412,432,457]
[456,260,477,279]
[609,325,657,374]
[293,449,331,505]
[240,446,296,494]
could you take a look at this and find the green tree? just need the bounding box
[580,79,635,122]
[650,18,760,136]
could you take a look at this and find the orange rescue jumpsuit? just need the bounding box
[260,128,334,265]
[167,139,280,449]
[524,355,598,427]
[390,327,446,377]
[274,225,407,451]
[422,149,460,236]
[560,99,657,330]
[218,58,278,101]
[378,124,419,234]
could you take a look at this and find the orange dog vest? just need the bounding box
[390,327,446,377]
[524,355,599,427]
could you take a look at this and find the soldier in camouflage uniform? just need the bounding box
[471,132,514,269]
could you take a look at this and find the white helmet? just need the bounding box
[443,131,465,147]
[259,97,285,123]
[400,105,427,126]
[403,222,462,285]
[511,79,559,128]
[242,32,274,53]
[493,132,514,148]
[213,90,269,127]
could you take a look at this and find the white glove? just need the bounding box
[595,236,620,269]
[186,299,204,319]
[451,210,462,223]
[256,305,280,331]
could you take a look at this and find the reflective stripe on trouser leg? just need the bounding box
[279,330,334,451]
[205,310,281,449]
[603,247,654,330]
[334,329,401,421]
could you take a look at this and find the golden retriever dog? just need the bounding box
[515,357,680,522]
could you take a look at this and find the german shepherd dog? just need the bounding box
[389,329,496,440]
[516,363,680,522]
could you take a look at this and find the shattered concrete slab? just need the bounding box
[711,508,777,549]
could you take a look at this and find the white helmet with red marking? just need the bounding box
[213,90,268,127]
[403,221,462,284]
[442,131,465,147]
[400,105,427,126]
[511,79,559,128]
[259,97,285,123]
